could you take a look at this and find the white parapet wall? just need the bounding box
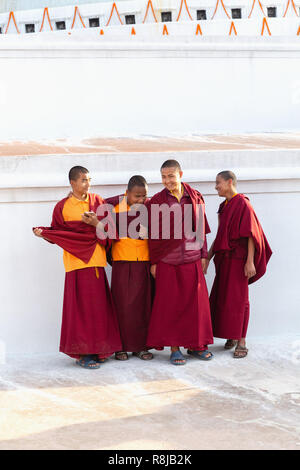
[1,148,300,354]
[0,27,299,140]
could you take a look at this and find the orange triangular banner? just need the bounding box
[131,27,136,35]
[195,24,203,35]
[211,0,231,20]
[143,0,158,23]
[106,2,123,26]
[5,11,20,34]
[176,0,193,21]
[100,29,104,35]
[248,0,266,18]
[283,0,299,17]
[71,6,86,29]
[39,7,53,32]
[229,21,237,36]
[162,24,169,35]
[297,25,300,35]
[261,17,271,36]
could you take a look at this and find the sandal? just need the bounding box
[170,350,186,366]
[187,349,214,361]
[92,355,106,364]
[115,351,129,361]
[132,351,153,361]
[76,355,101,369]
[233,345,248,359]
[224,340,238,350]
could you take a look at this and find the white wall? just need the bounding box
[1,149,300,353]
[0,26,300,141]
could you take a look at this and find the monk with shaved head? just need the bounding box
[146,159,214,365]
[207,171,272,358]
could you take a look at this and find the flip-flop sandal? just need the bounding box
[233,346,248,359]
[76,355,101,369]
[170,350,186,366]
[92,355,106,364]
[224,340,238,350]
[115,351,129,361]
[132,351,154,360]
[187,349,214,361]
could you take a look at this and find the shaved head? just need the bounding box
[217,170,237,187]
[160,159,182,172]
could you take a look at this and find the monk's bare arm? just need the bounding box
[244,237,256,279]
[207,213,220,262]
[150,265,157,279]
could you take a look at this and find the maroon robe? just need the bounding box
[105,195,154,352]
[146,183,214,349]
[34,193,112,262]
[210,193,272,340]
[33,194,122,359]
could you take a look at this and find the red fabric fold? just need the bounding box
[213,193,272,284]
[33,193,111,264]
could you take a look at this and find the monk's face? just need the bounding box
[126,185,148,206]
[70,172,91,196]
[161,167,183,192]
[215,175,233,197]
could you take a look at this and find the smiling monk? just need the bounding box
[33,166,122,369]
[208,170,272,358]
[146,159,214,365]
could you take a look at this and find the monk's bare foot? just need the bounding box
[170,347,186,365]
[187,349,214,360]
[233,341,248,359]
[115,351,129,361]
[132,351,153,360]
[224,340,238,350]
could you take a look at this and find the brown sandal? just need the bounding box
[115,351,129,361]
[224,340,238,350]
[233,345,248,359]
[132,351,153,361]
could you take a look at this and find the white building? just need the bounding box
[0,0,299,355]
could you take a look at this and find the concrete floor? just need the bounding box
[0,336,299,450]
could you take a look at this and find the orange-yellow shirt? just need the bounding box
[111,196,150,262]
[62,195,106,272]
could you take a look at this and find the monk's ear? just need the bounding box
[179,170,183,179]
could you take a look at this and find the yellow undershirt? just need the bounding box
[111,196,150,262]
[170,184,184,203]
[62,195,107,272]
[225,192,238,206]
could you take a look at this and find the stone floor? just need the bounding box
[1,133,300,156]
[0,336,299,450]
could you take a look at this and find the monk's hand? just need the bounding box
[150,264,157,279]
[244,260,256,279]
[81,211,99,227]
[201,258,209,275]
[33,228,44,238]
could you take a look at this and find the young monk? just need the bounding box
[207,170,272,358]
[146,159,214,365]
[33,166,122,369]
[82,175,153,362]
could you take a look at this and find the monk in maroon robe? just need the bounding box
[82,175,154,361]
[207,170,272,358]
[146,159,214,365]
[33,166,122,369]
